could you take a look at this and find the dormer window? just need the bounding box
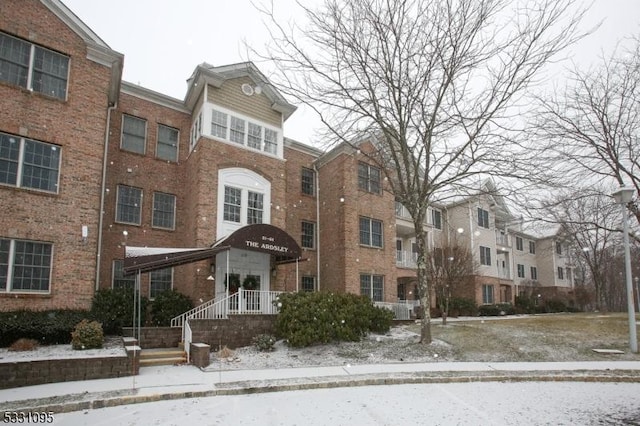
[207,106,281,157]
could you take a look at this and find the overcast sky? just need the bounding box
[62,0,640,146]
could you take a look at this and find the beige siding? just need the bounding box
[207,78,282,127]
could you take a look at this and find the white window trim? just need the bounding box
[217,168,271,239]
[201,103,283,159]
[0,238,53,294]
[115,185,143,225]
[152,191,176,230]
[149,268,174,299]
[156,124,179,162]
[121,114,147,155]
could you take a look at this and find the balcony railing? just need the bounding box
[395,202,411,219]
[396,250,418,268]
[496,232,511,248]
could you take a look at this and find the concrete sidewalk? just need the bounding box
[2,361,640,414]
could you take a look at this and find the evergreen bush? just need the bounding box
[274,292,393,347]
[252,333,277,351]
[90,288,149,334]
[0,310,89,347]
[71,319,104,350]
[150,290,193,326]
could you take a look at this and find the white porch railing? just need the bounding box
[171,289,284,331]
[375,302,412,320]
[396,250,418,268]
[184,320,192,363]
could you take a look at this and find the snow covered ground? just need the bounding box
[52,381,640,425]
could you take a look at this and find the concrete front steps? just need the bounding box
[139,347,187,367]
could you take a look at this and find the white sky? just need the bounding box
[61,0,640,146]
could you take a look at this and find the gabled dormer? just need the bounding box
[184,62,296,159]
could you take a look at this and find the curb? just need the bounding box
[2,370,640,415]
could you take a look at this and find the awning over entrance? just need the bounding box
[123,224,302,275]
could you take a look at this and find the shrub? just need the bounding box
[252,334,277,352]
[90,288,149,334]
[0,310,89,347]
[449,297,478,316]
[150,290,193,326]
[8,338,39,352]
[71,319,104,350]
[274,292,393,347]
[479,303,515,316]
[544,298,568,313]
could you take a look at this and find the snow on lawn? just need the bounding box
[0,337,126,363]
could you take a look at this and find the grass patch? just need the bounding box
[415,313,640,362]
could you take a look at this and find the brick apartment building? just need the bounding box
[0,0,576,315]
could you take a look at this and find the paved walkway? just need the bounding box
[2,361,640,414]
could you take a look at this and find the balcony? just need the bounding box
[495,231,511,249]
[396,250,418,268]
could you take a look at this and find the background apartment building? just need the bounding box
[1,0,575,315]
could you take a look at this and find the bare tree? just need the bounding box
[254,0,588,343]
[539,189,621,310]
[424,242,476,325]
[533,36,640,230]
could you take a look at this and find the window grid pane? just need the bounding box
[371,220,383,247]
[122,115,146,154]
[301,276,315,292]
[230,116,245,144]
[247,191,263,224]
[157,125,178,162]
[247,123,262,149]
[211,110,228,138]
[301,168,315,195]
[360,274,371,298]
[359,218,371,245]
[264,129,277,154]
[116,185,142,224]
[152,192,176,229]
[0,239,10,290]
[0,33,30,88]
[113,260,135,290]
[223,186,241,222]
[21,139,60,192]
[372,275,383,302]
[301,221,315,249]
[32,46,68,99]
[12,240,52,291]
[0,133,20,186]
[150,268,172,298]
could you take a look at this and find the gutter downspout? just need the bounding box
[313,162,321,291]
[95,103,116,290]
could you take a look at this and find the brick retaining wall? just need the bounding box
[122,327,182,349]
[0,341,139,389]
[190,315,277,350]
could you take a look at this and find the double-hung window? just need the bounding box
[121,115,146,154]
[247,191,264,224]
[0,132,61,193]
[557,267,564,280]
[0,238,53,293]
[150,268,172,299]
[152,192,176,230]
[482,285,494,304]
[301,167,315,196]
[211,110,228,139]
[360,274,384,302]
[480,246,491,266]
[116,185,142,225]
[360,217,383,247]
[247,123,262,149]
[230,116,245,144]
[516,236,523,251]
[301,221,316,249]
[477,208,490,228]
[156,124,178,162]
[358,162,381,193]
[517,264,525,278]
[264,129,278,154]
[0,32,69,100]
[223,186,242,223]
[529,241,536,254]
[530,266,538,280]
[431,209,442,229]
[113,260,135,290]
[301,276,316,292]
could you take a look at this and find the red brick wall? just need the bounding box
[0,0,116,311]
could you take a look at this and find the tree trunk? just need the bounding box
[415,227,432,344]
